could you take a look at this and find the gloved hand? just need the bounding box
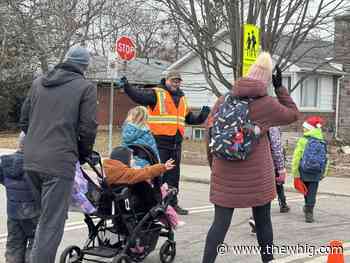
[272,66,282,90]
[294,177,308,196]
[116,76,128,88]
[276,169,287,185]
[201,106,211,115]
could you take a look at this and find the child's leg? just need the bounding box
[21,217,39,263]
[276,184,290,213]
[305,182,319,209]
[303,182,319,222]
[6,218,27,263]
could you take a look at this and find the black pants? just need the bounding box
[158,144,182,205]
[202,203,273,263]
[5,217,38,263]
[303,181,319,208]
[26,172,74,263]
[276,184,287,207]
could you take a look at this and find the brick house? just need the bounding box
[334,12,350,141]
[86,56,170,128]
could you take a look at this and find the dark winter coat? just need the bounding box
[207,78,299,208]
[0,151,40,219]
[21,62,98,179]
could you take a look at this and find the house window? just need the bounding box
[193,128,205,140]
[301,77,319,108]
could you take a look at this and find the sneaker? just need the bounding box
[173,205,189,215]
[280,205,290,213]
[248,218,256,235]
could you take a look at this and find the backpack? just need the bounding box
[209,93,260,161]
[300,137,327,174]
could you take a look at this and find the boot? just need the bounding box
[304,206,314,223]
[173,204,189,215]
[280,204,290,213]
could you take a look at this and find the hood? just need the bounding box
[304,128,324,140]
[1,152,24,180]
[232,78,268,98]
[41,62,85,88]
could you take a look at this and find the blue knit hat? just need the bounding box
[65,46,91,65]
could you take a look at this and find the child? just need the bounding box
[292,116,329,223]
[0,132,40,263]
[121,106,160,168]
[249,126,289,234]
[103,147,183,229]
[104,146,174,185]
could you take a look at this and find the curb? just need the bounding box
[181,176,350,198]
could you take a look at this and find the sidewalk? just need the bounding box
[2,148,348,197]
[181,164,350,197]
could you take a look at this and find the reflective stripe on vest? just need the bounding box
[147,88,188,136]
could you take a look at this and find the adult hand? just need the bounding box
[201,106,211,115]
[165,159,175,170]
[272,66,282,90]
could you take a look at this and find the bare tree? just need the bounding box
[156,0,350,96]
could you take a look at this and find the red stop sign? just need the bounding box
[115,36,136,61]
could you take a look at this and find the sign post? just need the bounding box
[242,24,260,76]
[108,36,136,155]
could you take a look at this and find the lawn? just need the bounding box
[0,129,208,165]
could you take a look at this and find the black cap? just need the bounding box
[110,146,132,166]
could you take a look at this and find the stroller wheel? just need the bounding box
[59,245,83,263]
[160,241,176,263]
[112,253,132,263]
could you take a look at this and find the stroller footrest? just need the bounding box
[83,247,119,258]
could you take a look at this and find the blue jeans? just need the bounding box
[6,217,38,263]
[303,182,319,208]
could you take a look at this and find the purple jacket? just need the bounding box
[268,127,285,173]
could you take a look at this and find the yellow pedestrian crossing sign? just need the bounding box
[242,24,260,76]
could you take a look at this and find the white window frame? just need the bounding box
[300,76,320,110]
[192,127,205,141]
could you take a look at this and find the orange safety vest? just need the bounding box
[147,87,188,136]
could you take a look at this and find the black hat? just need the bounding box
[110,146,132,166]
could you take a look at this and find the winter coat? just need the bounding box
[0,151,40,219]
[123,82,210,149]
[121,122,160,167]
[291,128,329,182]
[268,127,285,174]
[21,62,98,179]
[103,159,167,186]
[207,78,299,208]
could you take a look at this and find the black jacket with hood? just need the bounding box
[123,80,210,149]
[21,62,98,179]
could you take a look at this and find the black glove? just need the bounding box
[116,76,128,88]
[160,78,166,86]
[272,66,282,90]
[201,106,211,115]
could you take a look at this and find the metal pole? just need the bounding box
[108,80,114,155]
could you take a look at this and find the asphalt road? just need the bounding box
[1,181,349,263]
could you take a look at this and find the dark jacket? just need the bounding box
[21,62,98,179]
[0,151,40,219]
[124,81,210,148]
[207,79,299,208]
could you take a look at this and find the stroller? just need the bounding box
[60,144,177,263]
